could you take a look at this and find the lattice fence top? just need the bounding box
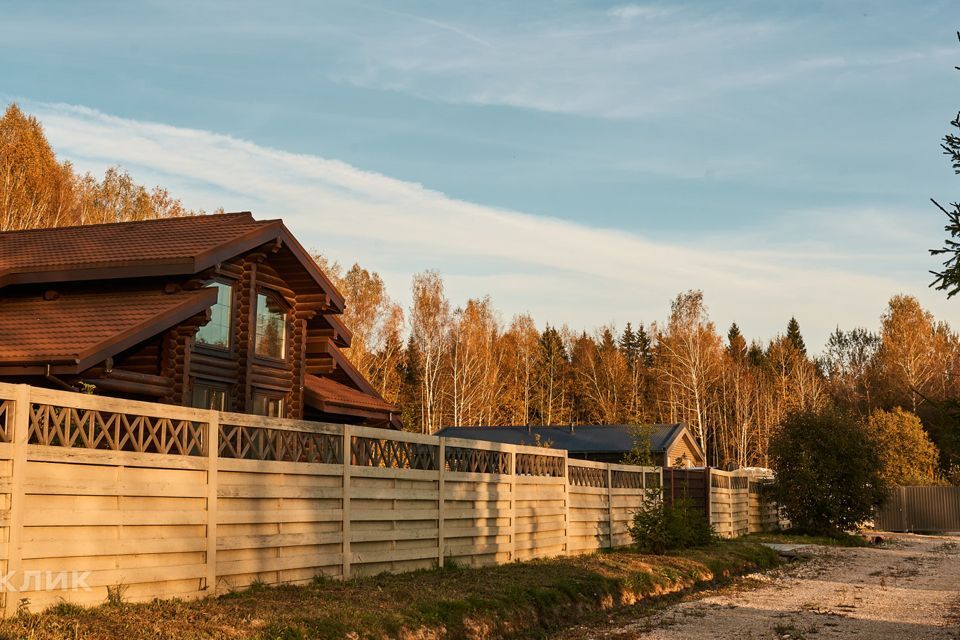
[611,469,644,489]
[568,465,608,487]
[644,471,661,488]
[0,400,11,444]
[219,423,342,464]
[29,403,207,456]
[515,452,564,477]
[444,446,510,475]
[352,436,439,470]
[711,473,730,489]
[730,476,749,490]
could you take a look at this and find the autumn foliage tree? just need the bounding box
[0,104,194,231]
[867,408,940,485]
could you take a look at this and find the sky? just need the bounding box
[1,0,958,351]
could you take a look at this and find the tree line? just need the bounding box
[320,258,959,476]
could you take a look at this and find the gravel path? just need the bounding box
[559,533,960,640]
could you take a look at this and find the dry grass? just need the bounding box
[0,542,778,640]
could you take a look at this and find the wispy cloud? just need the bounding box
[29,102,953,349]
[327,5,952,120]
[607,5,676,21]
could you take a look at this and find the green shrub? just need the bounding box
[769,407,888,535]
[629,488,714,553]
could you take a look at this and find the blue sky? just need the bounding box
[2,0,958,349]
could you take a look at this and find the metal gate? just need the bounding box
[874,486,960,532]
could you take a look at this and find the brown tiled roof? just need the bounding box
[0,212,280,288]
[0,212,346,312]
[0,287,217,370]
[304,374,396,415]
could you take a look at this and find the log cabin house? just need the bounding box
[0,212,399,427]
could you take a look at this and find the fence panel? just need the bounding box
[18,388,211,610]
[874,486,960,532]
[441,439,514,566]
[748,480,777,533]
[514,449,568,561]
[662,468,709,517]
[348,428,441,577]
[566,460,610,553]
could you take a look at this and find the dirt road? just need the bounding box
[559,533,960,640]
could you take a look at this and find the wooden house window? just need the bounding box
[196,281,233,350]
[254,292,287,360]
[192,382,227,411]
[252,391,284,417]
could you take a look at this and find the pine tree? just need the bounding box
[397,335,422,431]
[727,323,747,361]
[786,317,807,355]
[636,322,654,367]
[619,323,640,369]
[931,32,960,297]
[535,325,568,425]
[599,326,617,352]
[747,340,766,367]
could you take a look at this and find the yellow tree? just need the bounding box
[499,314,540,425]
[653,291,724,458]
[410,271,451,433]
[447,296,503,426]
[73,167,188,224]
[867,408,940,485]
[765,335,823,417]
[0,104,75,231]
[877,295,947,412]
[1,102,195,231]
[572,326,630,423]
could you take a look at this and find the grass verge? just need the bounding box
[741,530,870,548]
[0,541,778,640]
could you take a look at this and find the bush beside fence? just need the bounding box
[0,382,662,613]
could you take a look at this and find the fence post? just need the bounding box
[704,467,712,529]
[204,410,219,595]
[437,439,445,568]
[900,486,908,533]
[562,454,571,555]
[508,450,516,562]
[341,425,352,580]
[606,465,614,549]
[5,385,29,616]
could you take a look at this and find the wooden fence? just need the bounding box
[0,383,661,613]
[874,486,960,533]
[664,467,777,538]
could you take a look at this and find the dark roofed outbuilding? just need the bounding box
[435,424,705,467]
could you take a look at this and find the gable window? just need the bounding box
[252,391,284,418]
[192,382,228,411]
[196,281,233,349]
[254,292,287,359]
